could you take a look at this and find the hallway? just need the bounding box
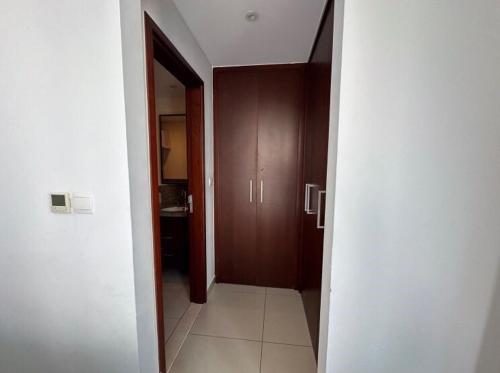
[169,284,316,373]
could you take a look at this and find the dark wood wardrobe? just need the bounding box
[213,0,334,358]
[214,65,305,288]
[299,0,334,357]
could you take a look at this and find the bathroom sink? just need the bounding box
[161,206,188,213]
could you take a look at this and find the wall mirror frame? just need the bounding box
[159,113,188,184]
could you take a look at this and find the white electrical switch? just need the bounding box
[71,194,94,214]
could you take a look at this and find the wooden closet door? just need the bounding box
[214,70,258,284]
[300,0,334,357]
[256,66,304,288]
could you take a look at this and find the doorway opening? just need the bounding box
[144,13,207,373]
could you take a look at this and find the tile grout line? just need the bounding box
[164,317,181,344]
[165,303,203,373]
[163,279,191,344]
[215,283,300,297]
[259,287,267,373]
[188,333,313,348]
[190,333,260,342]
[262,340,313,348]
[165,299,192,344]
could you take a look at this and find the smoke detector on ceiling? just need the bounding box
[245,11,258,22]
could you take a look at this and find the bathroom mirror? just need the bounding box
[159,114,187,184]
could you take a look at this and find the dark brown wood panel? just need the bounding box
[186,86,207,303]
[214,69,258,284]
[300,0,335,358]
[214,65,305,288]
[256,66,305,288]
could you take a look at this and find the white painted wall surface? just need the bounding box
[119,0,215,371]
[323,0,500,372]
[119,0,159,371]
[156,96,186,115]
[0,1,140,373]
[317,0,345,372]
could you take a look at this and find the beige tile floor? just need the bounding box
[169,283,317,373]
[163,270,191,341]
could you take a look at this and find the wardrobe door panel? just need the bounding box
[256,67,304,288]
[300,1,334,357]
[214,70,258,284]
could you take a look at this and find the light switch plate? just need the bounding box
[71,194,94,214]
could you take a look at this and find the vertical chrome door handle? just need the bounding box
[304,183,312,213]
[305,183,318,214]
[249,179,253,203]
[188,194,193,214]
[260,180,264,203]
[317,190,326,229]
[304,184,310,212]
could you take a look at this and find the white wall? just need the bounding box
[119,0,158,371]
[119,0,215,371]
[323,0,500,372]
[317,0,345,372]
[0,1,140,373]
[156,96,186,115]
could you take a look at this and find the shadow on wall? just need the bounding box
[0,331,136,373]
[475,257,500,372]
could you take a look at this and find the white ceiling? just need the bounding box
[172,0,327,67]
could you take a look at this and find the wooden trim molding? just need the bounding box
[144,12,207,372]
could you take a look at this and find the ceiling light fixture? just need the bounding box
[245,10,258,22]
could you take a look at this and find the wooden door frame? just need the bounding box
[144,12,207,373]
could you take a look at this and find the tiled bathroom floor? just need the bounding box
[168,283,316,373]
[163,270,191,341]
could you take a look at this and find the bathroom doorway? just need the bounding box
[144,13,207,372]
[155,63,191,346]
